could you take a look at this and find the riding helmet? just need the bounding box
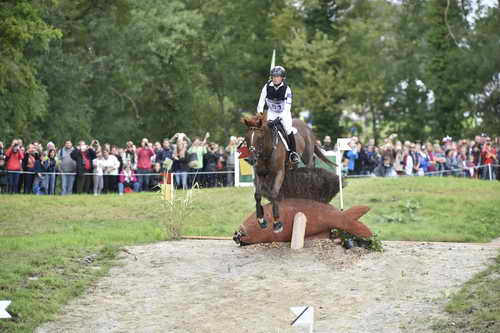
[270,66,286,78]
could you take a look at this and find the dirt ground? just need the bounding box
[36,239,499,333]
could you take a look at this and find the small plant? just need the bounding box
[379,199,422,224]
[159,183,198,239]
[332,229,384,252]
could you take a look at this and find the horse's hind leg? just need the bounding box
[271,200,283,233]
[254,192,268,229]
[270,169,285,233]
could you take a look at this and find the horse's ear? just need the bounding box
[241,116,251,127]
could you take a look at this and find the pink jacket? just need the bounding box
[119,170,138,183]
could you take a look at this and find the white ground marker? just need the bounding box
[0,300,12,319]
[290,306,314,333]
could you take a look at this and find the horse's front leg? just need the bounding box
[254,177,268,229]
[254,191,268,229]
[270,169,285,233]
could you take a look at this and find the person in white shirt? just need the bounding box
[256,65,299,164]
[92,151,105,195]
[102,149,120,193]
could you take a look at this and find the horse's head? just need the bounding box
[241,114,266,165]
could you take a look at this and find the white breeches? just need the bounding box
[267,110,296,135]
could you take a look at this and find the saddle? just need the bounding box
[267,118,291,151]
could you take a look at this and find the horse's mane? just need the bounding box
[241,113,265,128]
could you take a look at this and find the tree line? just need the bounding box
[1,0,499,145]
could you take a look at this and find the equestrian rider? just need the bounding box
[257,65,300,164]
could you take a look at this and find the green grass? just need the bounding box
[0,177,499,332]
[432,253,500,333]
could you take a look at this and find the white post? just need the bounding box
[235,152,240,187]
[489,164,493,181]
[291,212,307,250]
[337,149,344,211]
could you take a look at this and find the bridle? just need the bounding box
[247,126,265,159]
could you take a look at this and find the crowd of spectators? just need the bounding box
[317,134,500,180]
[0,132,498,195]
[0,133,240,195]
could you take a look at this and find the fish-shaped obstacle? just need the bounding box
[233,199,372,245]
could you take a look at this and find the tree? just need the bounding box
[0,0,61,140]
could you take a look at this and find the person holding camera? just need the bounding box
[22,144,38,194]
[118,164,140,194]
[71,141,97,194]
[187,133,209,186]
[123,141,137,170]
[203,143,219,188]
[4,140,24,193]
[136,138,155,191]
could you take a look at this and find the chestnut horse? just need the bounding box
[242,113,337,232]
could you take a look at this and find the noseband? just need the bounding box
[247,127,264,156]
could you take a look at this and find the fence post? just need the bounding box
[489,164,493,181]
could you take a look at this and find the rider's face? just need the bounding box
[272,76,283,86]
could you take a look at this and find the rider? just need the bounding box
[257,65,300,164]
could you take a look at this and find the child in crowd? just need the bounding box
[118,164,140,195]
[93,150,105,195]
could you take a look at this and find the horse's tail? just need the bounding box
[314,145,338,168]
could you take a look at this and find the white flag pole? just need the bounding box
[270,49,276,72]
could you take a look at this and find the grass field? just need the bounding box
[1,177,499,332]
[432,253,500,333]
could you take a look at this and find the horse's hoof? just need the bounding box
[273,221,284,233]
[258,218,268,229]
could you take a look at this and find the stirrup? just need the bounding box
[289,152,300,164]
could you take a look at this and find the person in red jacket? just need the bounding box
[5,139,25,193]
[136,138,154,191]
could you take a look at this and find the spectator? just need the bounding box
[172,140,189,190]
[225,136,238,186]
[136,138,155,191]
[42,149,57,195]
[33,152,45,195]
[5,139,24,193]
[444,149,460,176]
[111,145,124,173]
[204,143,219,188]
[150,162,163,190]
[322,136,334,152]
[71,141,96,194]
[58,141,76,195]
[215,146,227,186]
[187,133,209,186]
[481,140,497,180]
[22,144,37,194]
[345,141,359,175]
[92,150,105,196]
[155,139,173,172]
[102,149,120,193]
[0,141,4,158]
[0,156,7,193]
[118,164,140,195]
[373,155,397,177]
[123,141,137,170]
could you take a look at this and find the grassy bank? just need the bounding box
[432,253,500,333]
[1,177,499,332]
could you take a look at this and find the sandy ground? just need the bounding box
[36,239,499,333]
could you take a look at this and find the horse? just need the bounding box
[242,113,337,233]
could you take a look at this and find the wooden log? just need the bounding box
[291,212,307,250]
[180,236,233,241]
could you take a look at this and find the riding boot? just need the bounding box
[287,133,300,164]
